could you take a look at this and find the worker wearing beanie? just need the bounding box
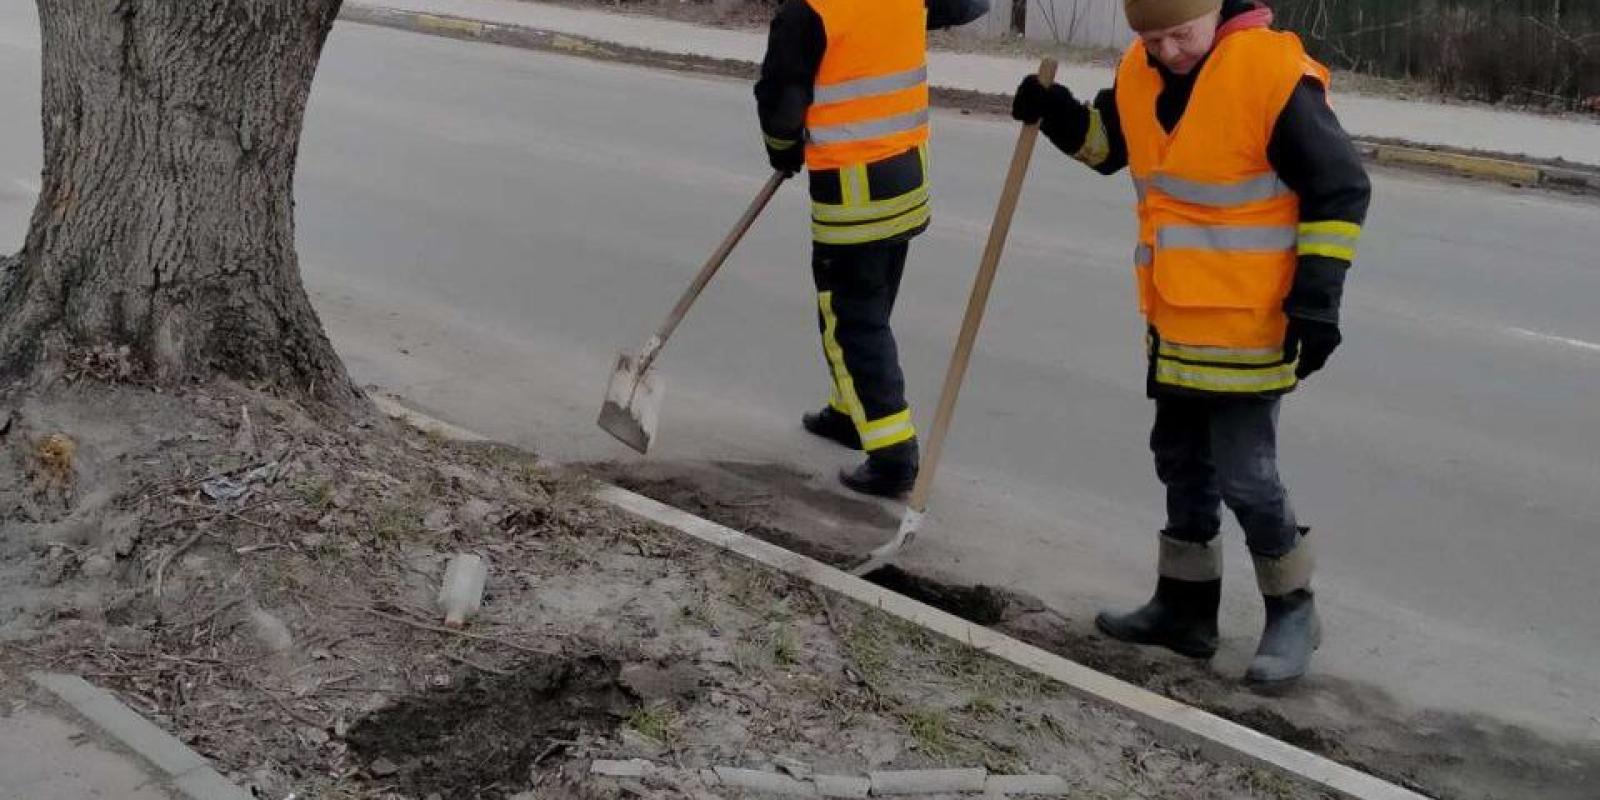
[1012,0,1371,686]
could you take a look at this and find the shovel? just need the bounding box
[850,59,1058,577]
[599,171,790,453]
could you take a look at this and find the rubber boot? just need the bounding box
[1246,532,1320,686]
[1095,535,1222,659]
[1246,589,1321,686]
[802,407,862,450]
[1096,577,1222,659]
[838,440,917,498]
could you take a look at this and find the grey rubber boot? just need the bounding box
[1247,532,1321,686]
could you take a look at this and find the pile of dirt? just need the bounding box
[0,381,1331,799]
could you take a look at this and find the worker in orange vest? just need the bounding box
[1012,0,1371,685]
[755,0,988,498]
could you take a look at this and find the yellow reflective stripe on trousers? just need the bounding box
[860,409,915,451]
[812,203,931,246]
[1297,220,1362,261]
[1154,358,1298,393]
[819,292,867,426]
[813,185,930,224]
[1158,340,1285,366]
[840,164,868,208]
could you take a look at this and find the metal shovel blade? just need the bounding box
[849,508,924,576]
[597,352,663,454]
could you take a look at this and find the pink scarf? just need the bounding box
[1217,4,1275,40]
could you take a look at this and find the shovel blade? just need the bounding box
[849,508,924,576]
[597,352,663,454]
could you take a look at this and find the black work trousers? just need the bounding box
[812,240,916,454]
[1151,395,1300,558]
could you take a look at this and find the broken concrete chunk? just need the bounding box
[870,768,988,795]
[985,774,1072,796]
[774,756,812,781]
[713,767,817,796]
[814,774,870,798]
[591,758,657,779]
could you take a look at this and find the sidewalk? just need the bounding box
[0,704,174,800]
[1,673,251,800]
[361,0,1600,169]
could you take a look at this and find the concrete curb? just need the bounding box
[28,673,252,800]
[339,2,1600,196]
[371,396,1432,800]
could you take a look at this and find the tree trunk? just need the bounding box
[0,0,361,412]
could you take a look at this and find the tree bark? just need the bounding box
[0,0,361,412]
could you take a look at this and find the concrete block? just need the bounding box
[815,773,871,798]
[870,767,989,795]
[986,773,1071,796]
[713,766,818,796]
[591,758,658,778]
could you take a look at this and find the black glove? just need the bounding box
[1011,75,1078,126]
[764,135,804,176]
[1285,316,1342,380]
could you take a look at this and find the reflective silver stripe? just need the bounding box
[1157,225,1298,252]
[808,109,930,145]
[1150,172,1291,207]
[1135,243,1153,267]
[1133,177,1149,204]
[814,66,928,105]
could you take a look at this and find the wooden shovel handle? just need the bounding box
[907,58,1057,512]
[640,170,789,374]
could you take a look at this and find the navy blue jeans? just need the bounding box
[1151,395,1300,558]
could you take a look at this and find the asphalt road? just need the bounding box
[1,8,1597,748]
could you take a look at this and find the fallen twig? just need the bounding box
[357,605,559,657]
[241,674,329,731]
[153,528,211,598]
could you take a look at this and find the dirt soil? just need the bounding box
[0,381,1334,799]
[589,458,1600,800]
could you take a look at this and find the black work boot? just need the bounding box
[1246,589,1321,687]
[802,407,862,450]
[1096,577,1222,659]
[1095,535,1222,659]
[1246,532,1319,687]
[838,440,917,498]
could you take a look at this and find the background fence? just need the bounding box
[956,0,1600,108]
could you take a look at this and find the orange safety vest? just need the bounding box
[1117,28,1330,394]
[803,0,932,246]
